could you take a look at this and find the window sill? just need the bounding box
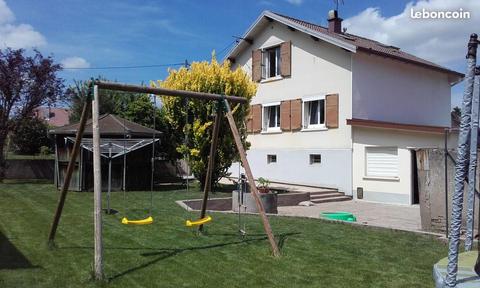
[260,76,283,83]
[363,176,400,182]
[301,126,328,132]
[261,129,282,134]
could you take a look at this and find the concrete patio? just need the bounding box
[278,200,425,234]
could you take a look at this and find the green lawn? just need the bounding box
[0,182,446,287]
[5,152,54,160]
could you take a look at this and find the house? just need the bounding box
[34,106,71,127]
[226,10,463,205]
[49,114,161,191]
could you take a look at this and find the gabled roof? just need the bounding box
[227,11,463,81]
[49,114,162,137]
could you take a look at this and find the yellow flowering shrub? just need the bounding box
[152,55,256,188]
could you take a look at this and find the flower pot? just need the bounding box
[232,190,278,214]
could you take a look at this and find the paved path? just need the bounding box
[278,200,422,233]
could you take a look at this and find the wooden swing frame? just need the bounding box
[48,80,280,281]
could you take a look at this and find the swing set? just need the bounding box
[47,80,280,281]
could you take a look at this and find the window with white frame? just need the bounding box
[262,46,281,79]
[303,96,325,129]
[365,147,399,178]
[262,103,281,131]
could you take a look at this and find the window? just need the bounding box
[309,154,321,164]
[303,96,325,129]
[262,103,281,131]
[267,154,277,164]
[365,147,399,178]
[262,46,281,79]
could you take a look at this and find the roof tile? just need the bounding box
[49,114,162,137]
[272,12,463,77]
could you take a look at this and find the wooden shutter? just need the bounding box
[251,104,262,133]
[325,94,339,128]
[246,106,254,133]
[280,100,291,131]
[290,99,302,131]
[280,41,291,77]
[252,49,262,82]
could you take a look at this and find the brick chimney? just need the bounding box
[327,10,342,33]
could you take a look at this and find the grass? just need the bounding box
[0,182,447,287]
[5,152,54,160]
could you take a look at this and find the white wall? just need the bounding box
[229,148,352,193]
[352,52,451,127]
[235,21,353,150]
[352,127,454,205]
[231,21,354,191]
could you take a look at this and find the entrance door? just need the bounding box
[411,150,419,204]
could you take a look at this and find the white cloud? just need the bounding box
[286,0,303,5]
[61,57,90,69]
[0,0,46,49]
[343,0,480,65]
[0,0,14,24]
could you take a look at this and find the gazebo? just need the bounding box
[49,114,162,191]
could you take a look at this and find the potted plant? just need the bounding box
[257,177,271,193]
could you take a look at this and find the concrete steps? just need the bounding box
[309,190,352,204]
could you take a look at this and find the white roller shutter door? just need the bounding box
[366,147,399,178]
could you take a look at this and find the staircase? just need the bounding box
[223,178,352,205]
[309,189,352,204]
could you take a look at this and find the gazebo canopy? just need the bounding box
[49,114,162,138]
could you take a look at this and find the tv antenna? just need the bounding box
[333,0,344,11]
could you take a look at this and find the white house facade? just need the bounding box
[226,10,463,205]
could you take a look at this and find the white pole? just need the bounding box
[92,84,103,280]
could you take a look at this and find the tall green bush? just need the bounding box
[154,57,256,189]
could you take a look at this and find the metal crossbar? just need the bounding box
[65,137,159,159]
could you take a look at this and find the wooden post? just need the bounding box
[223,99,280,257]
[48,96,91,244]
[54,141,59,188]
[198,107,222,232]
[107,144,112,214]
[92,84,103,280]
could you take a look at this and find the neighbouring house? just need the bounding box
[226,10,463,205]
[34,106,71,127]
[49,114,161,191]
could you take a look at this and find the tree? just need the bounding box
[11,117,51,154]
[452,106,461,117]
[67,77,136,123]
[156,57,256,189]
[0,48,64,179]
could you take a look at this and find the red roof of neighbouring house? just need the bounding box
[34,107,71,127]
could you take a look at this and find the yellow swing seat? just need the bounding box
[121,216,153,225]
[185,215,212,227]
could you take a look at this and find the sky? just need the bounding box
[2,0,479,107]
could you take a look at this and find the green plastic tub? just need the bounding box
[321,212,357,222]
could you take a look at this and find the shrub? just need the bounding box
[11,117,51,155]
[155,56,256,189]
